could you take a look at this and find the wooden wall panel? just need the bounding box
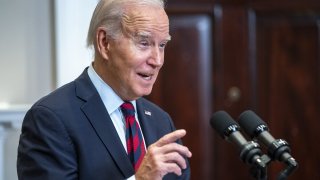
[212,6,255,180]
[147,13,214,180]
[149,1,320,179]
[254,11,320,179]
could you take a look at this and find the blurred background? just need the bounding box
[0,0,97,179]
[1,0,320,180]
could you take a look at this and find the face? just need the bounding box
[103,5,170,101]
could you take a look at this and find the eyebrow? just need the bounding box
[136,31,151,38]
[135,31,172,42]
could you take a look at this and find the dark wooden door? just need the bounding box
[147,1,320,179]
[148,3,215,179]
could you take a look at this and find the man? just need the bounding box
[17,0,192,180]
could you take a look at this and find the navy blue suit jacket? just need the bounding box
[17,68,190,180]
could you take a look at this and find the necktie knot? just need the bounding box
[120,102,135,117]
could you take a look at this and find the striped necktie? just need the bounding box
[120,102,146,171]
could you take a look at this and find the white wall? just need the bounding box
[0,0,98,179]
[0,0,54,105]
[55,0,98,87]
[0,0,54,179]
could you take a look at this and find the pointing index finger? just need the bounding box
[156,129,186,147]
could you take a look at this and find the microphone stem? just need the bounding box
[277,157,298,180]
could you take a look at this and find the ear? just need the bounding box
[96,27,110,60]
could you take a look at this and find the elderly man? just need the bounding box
[17,0,192,179]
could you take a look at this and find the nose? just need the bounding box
[148,46,163,68]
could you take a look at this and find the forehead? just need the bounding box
[121,5,170,39]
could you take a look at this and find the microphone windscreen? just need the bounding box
[210,111,239,137]
[238,110,267,137]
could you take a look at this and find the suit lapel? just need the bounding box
[136,99,158,147]
[75,69,134,178]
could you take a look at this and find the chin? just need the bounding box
[138,88,153,97]
[131,84,154,98]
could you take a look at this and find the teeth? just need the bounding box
[144,76,151,80]
[138,73,152,80]
[142,75,151,80]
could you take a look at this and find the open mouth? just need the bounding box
[138,73,152,80]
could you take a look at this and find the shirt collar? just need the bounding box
[87,64,137,114]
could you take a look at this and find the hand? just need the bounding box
[135,129,192,180]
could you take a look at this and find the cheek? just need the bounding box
[112,49,137,68]
[128,51,151,66]
[113,42,154,69]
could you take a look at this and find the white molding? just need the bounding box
[0,104,30,180]
[0,104,30,129]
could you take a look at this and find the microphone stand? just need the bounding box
[235,139,298,180]
[239,141,271,180]
[277,157,298,180]
[249,154,271,180]
[267,139,299,180]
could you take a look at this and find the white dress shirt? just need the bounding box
[87,64,146,180]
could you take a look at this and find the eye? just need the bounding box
[159,42,168,49]
[139,40,150,47]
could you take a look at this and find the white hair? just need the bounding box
[86,0,165,49]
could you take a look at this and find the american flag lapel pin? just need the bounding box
[144,110,152,116]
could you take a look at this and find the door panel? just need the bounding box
[254,11,320,179]
[147,12,214,180]
[148,1,320,179]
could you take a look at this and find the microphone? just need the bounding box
[210,111,267,168]
[238,110,298,178]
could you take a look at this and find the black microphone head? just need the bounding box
[210,111,240,138]
[238,110,269,138]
